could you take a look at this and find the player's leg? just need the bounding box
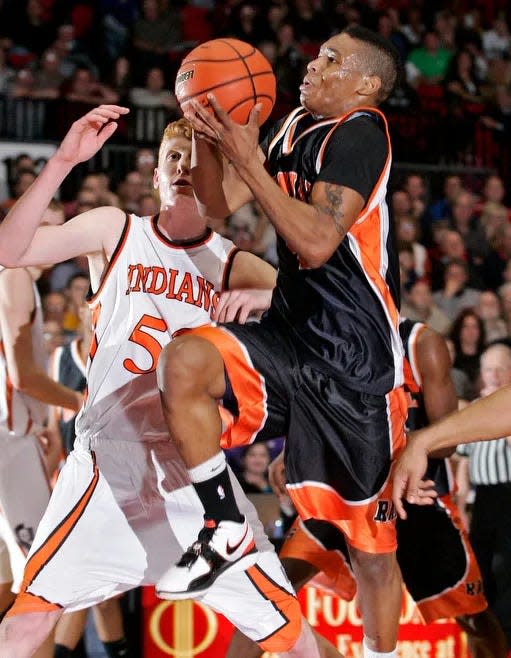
[54,610,88,655]
[286,380,407,657]
[92,598,132,658]
[157,324,291,597]
[396,491,507,658]
[0,609,62,658]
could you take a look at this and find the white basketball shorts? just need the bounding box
[8,439,301,652]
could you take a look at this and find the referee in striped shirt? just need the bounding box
[456,343,511,649]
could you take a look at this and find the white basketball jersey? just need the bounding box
[75,214,237,445]
[0,268,46,437]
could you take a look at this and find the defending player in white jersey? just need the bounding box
[0,200,83,658]
[0,105,332,658]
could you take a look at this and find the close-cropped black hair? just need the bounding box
[342,25,402,101]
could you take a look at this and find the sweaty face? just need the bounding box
[300,34,373,118]
[154,135,192,205]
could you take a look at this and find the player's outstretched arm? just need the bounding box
[0,105,129,267]
[188,95,363,268]
[392,384,511,518]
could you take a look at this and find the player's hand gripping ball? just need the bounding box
[175,38,276,126]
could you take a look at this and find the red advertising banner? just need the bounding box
[142,585,469,658]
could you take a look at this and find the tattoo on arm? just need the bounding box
[317,184,346,238]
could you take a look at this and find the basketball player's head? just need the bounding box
[300,26,400,117]
[154,118,193,203]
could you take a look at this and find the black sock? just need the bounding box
[193,466,244,523]
[54,645,74,658]
[103,637,131,658]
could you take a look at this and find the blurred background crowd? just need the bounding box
[2,0,511,654]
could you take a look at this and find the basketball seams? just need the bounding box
[178,71,275,105]
[222,39,258,107]
[176,38,276,124]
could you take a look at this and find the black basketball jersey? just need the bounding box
[400,318,453,495]
[260,106,403,395]
[50,339,86,454]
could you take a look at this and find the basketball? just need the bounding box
[175,38,276,126]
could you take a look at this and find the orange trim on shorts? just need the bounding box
[6,591,62,616]
[280,519,356,601]
[287,387,407,554]
[7,454,100,618]
[245,564,301,653]
[183,325,267,448]
[416,494,487,624]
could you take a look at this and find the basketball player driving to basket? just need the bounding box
[159,25,408,658]
[0,108,336,658]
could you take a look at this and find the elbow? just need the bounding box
[300,244,335,269]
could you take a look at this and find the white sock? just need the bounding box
[188,451,226,483]
[363,638,397,658]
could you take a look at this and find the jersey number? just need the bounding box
[123,314,168,374]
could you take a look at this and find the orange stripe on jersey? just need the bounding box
[280,519,356,602]
[181,325,267,448]
[245,564,301,653]
[416,493,487,624]
[6,591,62,617]
[88,213,131,304]
[288,388,406,554]
[16,454,99,596]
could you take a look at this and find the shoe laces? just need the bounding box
[176,523,217,568]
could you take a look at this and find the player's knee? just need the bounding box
[348,547,399,585]
[158,336,223,400]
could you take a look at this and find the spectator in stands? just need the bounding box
[450,190,488,265]
[62,272,90,335]
[445,336,473,400]
[0,168,36,211]
[42,290,66,325]
[398,244,418,294]
[129,66,176,110]
[444,50,485,162]
[483,224,511,290]
[482,15,511,62]
[237,443,272,494]
[479,174,508,209]
[134,148,157,194]
[107,56,132,104]
[273,21,306,111]
[433,10,457,51]
[117,170,144,214]
[396,214,429,279]
[131,0,182,83]
[499,281,511,325]
[400,7,425,48]
[401,279,451,335]
[376,11,408,62]
[8,0,55,58]
[8,67,36,98]
[224,3,263,45]
[406,31,452,87]
[433,258,480,321]
[42,319,64,356]
[32,48,64,99]
[449,307,486,386]
[480,202,509,247]
[80,172,119,207]
[287,0,327,44]
[64,65,118,106]
[476,290,508,343]
[263,2,288,44]
[428,174,462,222]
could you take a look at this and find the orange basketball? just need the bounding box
[175,38,276,126]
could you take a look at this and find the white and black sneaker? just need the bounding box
[156,516,257,600]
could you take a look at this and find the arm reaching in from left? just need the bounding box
[214,289,273,324]
[0,105,129,266]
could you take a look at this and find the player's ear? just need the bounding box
[153,167,160,190]
[358,74,381,98]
